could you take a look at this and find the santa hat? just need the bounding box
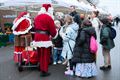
[12,12,32,35]
[13,12,29,24]
[38,4,54,19]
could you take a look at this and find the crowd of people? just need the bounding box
[12,4,115,78]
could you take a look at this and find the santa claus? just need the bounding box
[12,12,32,63]
[33,4,57,77]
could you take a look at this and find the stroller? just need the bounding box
[16,34,39,72]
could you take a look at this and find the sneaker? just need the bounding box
[62,59,68,65]
[53,62,57,65]
[64,70,73,76]
[58,61,62,64]
[108,65,111,69]
[66,67,70,70]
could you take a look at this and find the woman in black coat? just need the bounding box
[65,19,97,78]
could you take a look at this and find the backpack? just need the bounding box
[109,27,116,39]
[90,36,98,54]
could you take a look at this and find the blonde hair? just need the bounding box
[64,14,73,24]
[54,20,60,25]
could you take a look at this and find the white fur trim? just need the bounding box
[45,13,54,20]
[31,41,53,48]
[53,31,58,39]
[47,7,54,19]
[48,7,54,16]
[14,52,22,54]
[23,13,30,18]
[13,18,17,24]
[38,7,46,14]
[12,17,32,35]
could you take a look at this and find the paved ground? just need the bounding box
[0,25,120,80]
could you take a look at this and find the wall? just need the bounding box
[0,10,16,32]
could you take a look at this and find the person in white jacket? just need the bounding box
[91,11,102,41]
[59,15,79,67]
[91,11,102,32]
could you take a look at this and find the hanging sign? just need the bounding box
[3,15,17,18]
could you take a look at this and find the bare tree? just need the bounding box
[86,0,99,5]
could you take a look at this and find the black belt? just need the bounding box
[36,30,49,35]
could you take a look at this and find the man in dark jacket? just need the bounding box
[69,6,82,28]
[114,17,120,26]
[69,6,78,17]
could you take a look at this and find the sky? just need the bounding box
[0,0,8,3]
[98,0,120,16]
[0,0,120,16]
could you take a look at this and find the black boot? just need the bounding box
[40,71,51,77]
[108,65,111,69]
[100,65,111,70]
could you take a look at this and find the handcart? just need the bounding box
[17,34,39,72]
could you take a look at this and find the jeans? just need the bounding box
[53,48,63,63]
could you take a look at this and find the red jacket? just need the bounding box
[33,14,57,48]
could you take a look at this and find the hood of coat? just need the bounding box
[82,26,96,36]
[69,22,79,31]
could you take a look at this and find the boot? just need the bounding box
[40,71,51,77]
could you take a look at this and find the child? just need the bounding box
[52,20,63,65]
[59,15,79,74]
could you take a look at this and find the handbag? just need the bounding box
[90,36,98,54]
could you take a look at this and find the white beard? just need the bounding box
[38,7,54,20]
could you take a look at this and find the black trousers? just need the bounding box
[69,59,76,70]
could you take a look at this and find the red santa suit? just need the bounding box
[33,4,57,75]
[12,12,32,63]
